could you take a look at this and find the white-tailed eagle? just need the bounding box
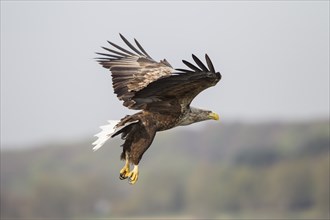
[93,34,222,184]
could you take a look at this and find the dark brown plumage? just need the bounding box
[93,34,222,184]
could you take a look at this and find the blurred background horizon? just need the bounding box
[1,1,329,219]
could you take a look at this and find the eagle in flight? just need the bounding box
[93,34,222,184]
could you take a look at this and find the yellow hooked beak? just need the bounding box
[209,112,220,121]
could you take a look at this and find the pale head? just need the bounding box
[179,107,219,126]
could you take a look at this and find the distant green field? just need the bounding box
[1,120,329,219]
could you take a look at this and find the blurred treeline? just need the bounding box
[1,120,329,219]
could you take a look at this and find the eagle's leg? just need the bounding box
[119,153,130,180]
[128,165,139,185]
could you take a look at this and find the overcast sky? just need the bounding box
[1,1,329,146]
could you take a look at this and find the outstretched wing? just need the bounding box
[96,34,174,109]
[97,34,221,113]
[132,54,222,112]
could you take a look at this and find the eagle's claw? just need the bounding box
[119,173,128,180]
[119,164,130,180]
[128,165,139,185]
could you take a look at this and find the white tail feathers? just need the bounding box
[92,120,120,151]
[92,119,139,151]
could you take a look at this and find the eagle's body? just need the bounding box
[93,34,221,184]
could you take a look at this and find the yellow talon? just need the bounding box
[119,158,130,180]
[128,165,139,185]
